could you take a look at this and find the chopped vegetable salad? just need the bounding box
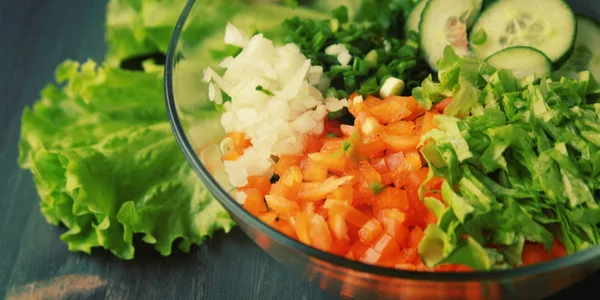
[203,0,600,271]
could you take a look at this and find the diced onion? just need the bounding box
[205,24,346,187]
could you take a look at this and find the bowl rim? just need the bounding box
[165,0,600,282]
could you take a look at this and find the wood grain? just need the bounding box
[0,0,599,299]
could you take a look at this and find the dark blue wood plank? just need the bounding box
[0,1,333,299]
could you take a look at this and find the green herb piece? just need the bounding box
[282,0,430,114]
[256,85,275,96]
[370,181,386,195]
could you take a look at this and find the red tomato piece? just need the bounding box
[358,218,384,244]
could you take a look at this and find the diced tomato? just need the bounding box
[292,211,311,245]
[328,213,350,242]
[265,195,300,214]
[391,152,423,189]
[304,135,324,154]
[310,215,333,251]
[358,161,382,185]
[272,219,297,239]
[379,212,411,248]
[371,234,401,261]
[433,97,453,113]
[381,134,420,152]
[308,152,349,174]
[358,205,375,219]
[420,111,438,136]
[522,243,553,265]
[409,227,425,248]
[414,261,429,271]
[354,175,376,204]
[403,209,427,228]
[270,180,300,200]
[324,199,370,228]
[345,251,356,260]
[243,188,268,216]
[455,265,474,272]
[373,189,410,215]
[397,248,419,264]
[402,96,427,121]
[258,211,278,225]
[321,138,345,152]
[348,93,367,116]
[358,218,384,244]
[301,158,329,182]
[406,167,429,191]
[245,176,272,196]
[273,155,303,176]
[381,173,394,186]
[356,112,384,136]
[350,240,370,258]
[324,119,343,137]
[370,157,389,174]
[364,94,382,107]
[298,176,354,202]
[386,121,415,136]
[302,202,316,216]
[423,173,444,191]
[326,185,354,203]
[227,132,252,150]
[551,239,567,258]
[315,204,329,219]
[330,238,351,256]
[368,96,413,124]
[340,125,355,137]
[424,210,438,225]
[385,152,405,172]
[343,168,362,186]
[360,248,382,264]
[355,136,388,158]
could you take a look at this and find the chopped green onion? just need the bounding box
[380,77,405,98]
[256,85,275,96]
[370,181,386,195]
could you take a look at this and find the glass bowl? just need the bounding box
[165,0,600,299]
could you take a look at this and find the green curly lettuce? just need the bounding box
[18,60,234,259]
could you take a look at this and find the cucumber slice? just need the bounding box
[485,46,552,80]
[469,0,576,66]
[420,0,484,70]
[554,15,600,81]
[406,0,429,35]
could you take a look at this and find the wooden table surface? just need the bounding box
[0,0,598,299]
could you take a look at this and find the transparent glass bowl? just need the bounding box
[165,0,600,298]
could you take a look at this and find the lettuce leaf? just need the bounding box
[105,0,247,65]
[418,48,600,270]
[105,0,327,65]
[18,61,234,259]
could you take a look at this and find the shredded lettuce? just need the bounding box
[417,47,600,270]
